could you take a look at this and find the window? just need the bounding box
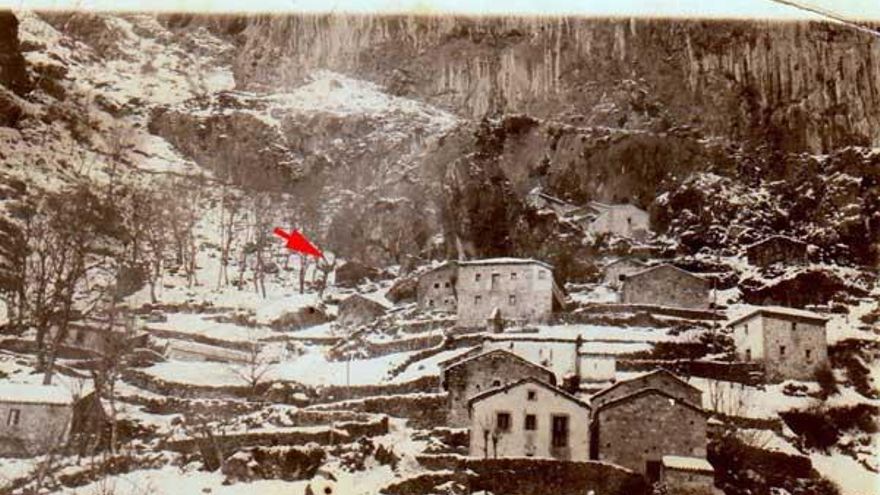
[805,349,812,359]
[511,272,518,280]
[444,281,451,288]
[744,325,749,335]
[509,295,516,305]
[551,415,569,448]
[475,273,481,282]
[527,390,537,401]
[745,349,752,361]
[791,322,796,331]
[525,414,537,431]
[6,409,20,426]
[779,345,786,357]
[75,330,86,345]
[474,295,482,305]
[492,380,501,387]
[491,273,501,288]
[618,274,626,282]
[428,299,434,307]
[538,270,547,280]
[496,412,511,431]
[433,282,440,289]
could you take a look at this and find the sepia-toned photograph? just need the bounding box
[0,0,877,493]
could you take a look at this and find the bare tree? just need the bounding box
[217,187,242,289]
[228,330,274,397]
[314,252,337,299]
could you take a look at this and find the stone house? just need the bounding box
[0,383,73,457]
[526,188,581,216]
[660,456,720,495]
[468,377,591,461]
[587,202,651,239]
[602,258,647,288]
[49,320,148,356]
[621,264,710,309]
[416,262,457,313]
[591,387,708,482]
[337,293,390,330]
[729,306,828,382]
[589,368,702,410]
[442,349,556,427]
[417,258,563,327]
[746,235,808,267]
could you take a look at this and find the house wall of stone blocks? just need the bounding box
[621,265,709,309]
[455,263,553,327]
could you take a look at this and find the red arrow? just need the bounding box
[273,228,323,258]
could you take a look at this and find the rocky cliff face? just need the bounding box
[0,11,31,96]
[167,14,880,153]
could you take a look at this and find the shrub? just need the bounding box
[813,364,838,399]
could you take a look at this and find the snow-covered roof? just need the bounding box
[745,235,807,251]
[468,376,590,410]
[458,258,553,270]
[591,368,699,401]
[603,257,647,269]
[0,383,73,406]
[625,263,706,283]
[165,340,250,362]
[662,455,715,473]
[443,349,556,385]
[595,387,706,414]
[343,292,392,310]
[727,305,828,328]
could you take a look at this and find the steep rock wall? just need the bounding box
[207,15,880,153]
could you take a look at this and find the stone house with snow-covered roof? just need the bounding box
[621,264,710,309]
[591,387,709,483]
[729,306,828,382]
[660,455,721,495]
[468,377,590,461]
[0,383,74,457]
[587,202,651,239]
[589,368,702,411]
[417,258,563,328]
[337,293,390,329]
[602,258,647,289]
[442,349,557,427]
[745,235,808,267]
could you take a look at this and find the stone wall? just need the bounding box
[445,351,555,427]
[746,238,807,267]
[661,468,718,495]
[622,266,709,309]
[595,392,707,474]
[603,260,646,288]
[761,316,827,382]
[309,392,447,429]
[414,455,647,495]
[416,264,457,313]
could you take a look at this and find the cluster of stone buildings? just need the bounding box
[438,347,718,493]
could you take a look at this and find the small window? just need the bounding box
[496,412,511,431]
[474,295,482,304]
[428,299,435,307]
[492,379,501,387]
[433,282,440,289]
[511,272,517,280]
[744,325,749,335]
[527,390,537,401]
[791,322,796,331]
[525,414,537,431]
[745,349,752,361]
[444,281,450,288]
[6,409,20,426]
[780,345,786,357]
[538,271,547,280]
[491,273,501,287]
[475,273,481,282]
[509,295,516,305]
[805,349,812,359]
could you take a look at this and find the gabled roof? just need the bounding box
[0,383,73,406]
[727,305,828,328]
[624,263,706,284]
[342,293,392,310]
[458,258,554,270]
[603,258,647,270]
[591,368,700,402]
[745,235,807,251]
[437,346,484,368]
[595,387,706,415]
[443,349,556,385]
[662,455,715,473]
[468,376,590,410]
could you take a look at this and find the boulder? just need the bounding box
[386,276,417,303]
[270,305,331,331]
[334,261,383,288]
